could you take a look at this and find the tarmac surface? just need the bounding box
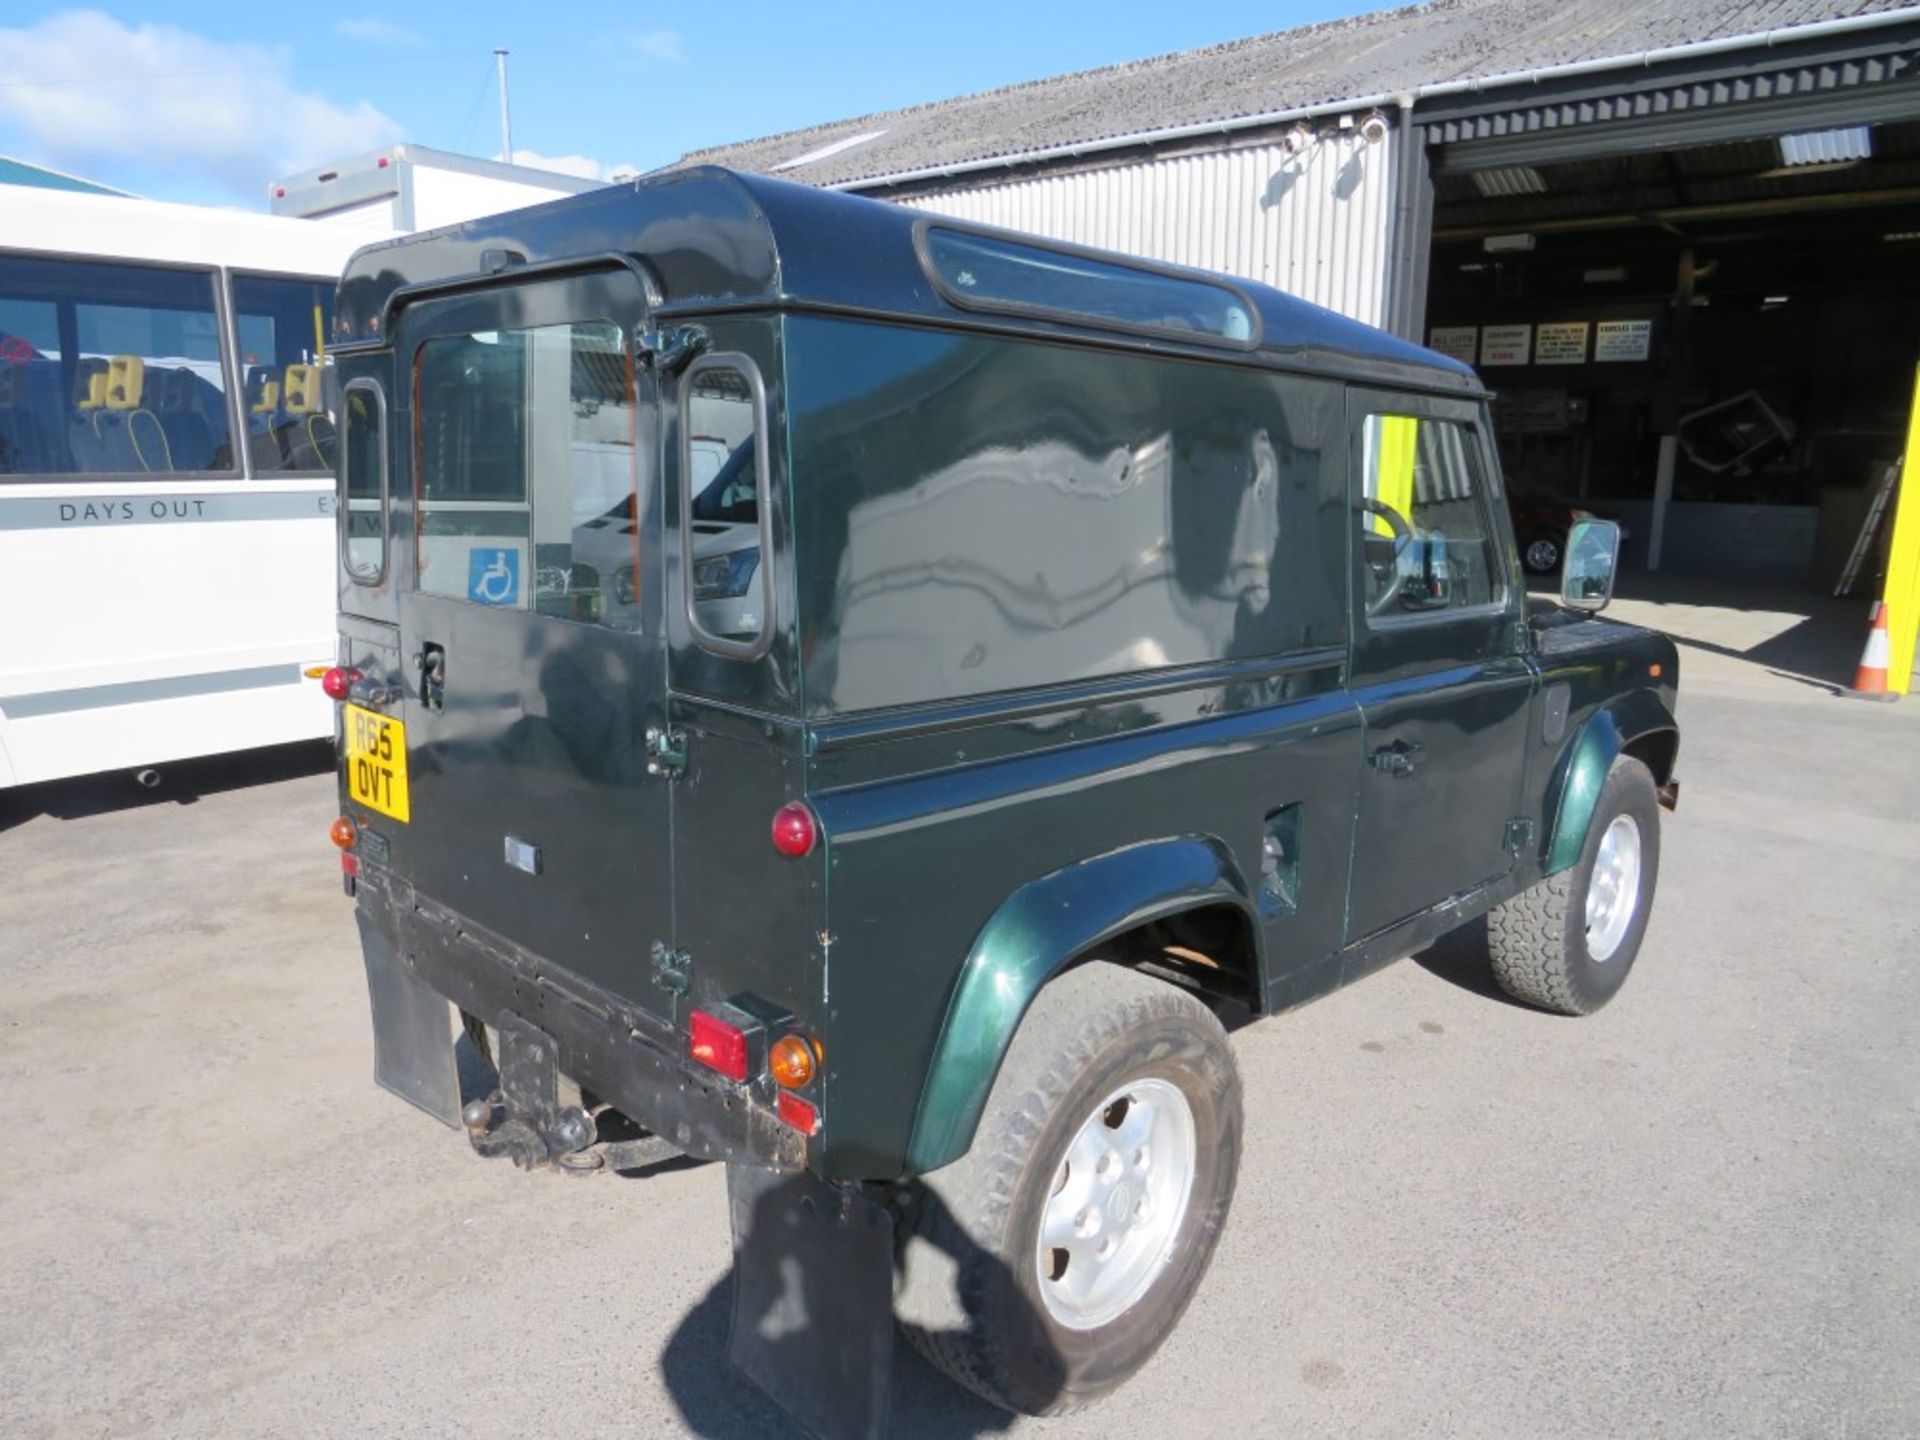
[4,589,1917,1440]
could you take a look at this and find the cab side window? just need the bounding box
[414,321,640,630]
[1357,414,1500,617]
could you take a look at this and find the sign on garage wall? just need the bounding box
[1428,325,1478,365]
[1535,322,1589,365]
[1480,324,1532,366]
[1595,319,1653,363]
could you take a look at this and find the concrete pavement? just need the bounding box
[3,624,1916,1439]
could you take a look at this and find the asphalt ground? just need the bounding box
[3,607,1917,1439]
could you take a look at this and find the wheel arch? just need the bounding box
[1543,689,1677,875]
[903,835,1259,1175]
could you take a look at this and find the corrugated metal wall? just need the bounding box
[895,133,1397,327]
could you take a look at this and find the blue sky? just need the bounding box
[0,3,1379,207]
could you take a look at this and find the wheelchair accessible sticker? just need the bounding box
[467,547,521,606]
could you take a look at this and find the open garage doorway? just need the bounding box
[1423,120,1920,618]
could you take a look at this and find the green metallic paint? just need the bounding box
[1545,689,1678,874]
[904,836,1256,1174]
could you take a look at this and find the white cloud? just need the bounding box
[505,149,636,183]
[631,29,686,64]
[336,17,428,46]
[0,10,404,198]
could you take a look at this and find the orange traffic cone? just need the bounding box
[1850,601,1896,700]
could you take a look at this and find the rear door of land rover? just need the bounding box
[384,266,675,1020]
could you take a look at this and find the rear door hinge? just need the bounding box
[646,724,688,779]
[650,941,691,996]
[636,324,710,376]
[1503,817,1536,856]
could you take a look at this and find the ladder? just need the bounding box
[1835,462,1902,598]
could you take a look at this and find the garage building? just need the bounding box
[675,0,1920,628]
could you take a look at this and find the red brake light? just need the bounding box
[321,666,361,701]
[689,1010,748,1082]
[340,851,360,877]
[776,1091,819,1135]
[770,802,817,858]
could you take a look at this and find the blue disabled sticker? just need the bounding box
[467,547,520,606]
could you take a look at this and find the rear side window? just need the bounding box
[0,254,234,477]
[1357,414,1500,617]
[232,274,336,475]
[339,381,385,583]
[681,356,771,657]
[414,321,640,630]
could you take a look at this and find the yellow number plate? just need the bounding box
[344,704,410,823]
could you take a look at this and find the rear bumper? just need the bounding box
[353,867,806,1172]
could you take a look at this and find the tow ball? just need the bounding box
[460,1019,679,1173]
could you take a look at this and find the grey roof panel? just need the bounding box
[672,0,1919,187]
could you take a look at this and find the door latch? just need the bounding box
[645,725,687,778]
[1368,739,1424,777]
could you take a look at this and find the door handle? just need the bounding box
[416,642,446,711]
[1369,739,1424,777]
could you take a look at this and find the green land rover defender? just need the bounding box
[325,167,1678,1438]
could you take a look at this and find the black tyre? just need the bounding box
[896,962,1242,1415]
[1521,530,1564,575]
[1488,756,1661,1015]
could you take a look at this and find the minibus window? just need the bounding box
[231,274,336,475]
[681,358,771,657]
[339,381,386,583]
[414,321,640,629]
[0,254,234,477]
[1357,414,1500,617]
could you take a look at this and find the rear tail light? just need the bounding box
[688,1010,749,1082]
[340,851,360,877]
[770,802,818,858]
[776,1091,819,1135]
[320,666,361,701]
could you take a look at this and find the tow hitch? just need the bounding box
[460,1018,683,1173]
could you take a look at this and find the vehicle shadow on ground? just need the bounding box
[0,739,333,835]
[660,1178,1045,1440]
[1410,915,1536,1011]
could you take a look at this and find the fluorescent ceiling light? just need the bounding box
[1583,266,1627,284]
[773,130,888,172]
[1471,166,1547,198]
[1776,126,1871,167]
[1483,232,1536,253]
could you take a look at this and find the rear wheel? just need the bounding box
[896,962,1242,1415]
[1487,756,1661,1014]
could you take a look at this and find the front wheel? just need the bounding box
[896,962,1242,1415]
[1487,755,1662,1014]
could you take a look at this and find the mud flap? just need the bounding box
[726,1163,895,1440]
[357,908,461,1128]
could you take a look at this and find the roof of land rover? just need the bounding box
[336,165,1476,391]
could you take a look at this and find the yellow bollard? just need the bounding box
[1882,362,1920,696]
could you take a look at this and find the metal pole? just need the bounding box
[495,48,513,162]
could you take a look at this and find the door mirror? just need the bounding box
[1559,518,1621,611]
